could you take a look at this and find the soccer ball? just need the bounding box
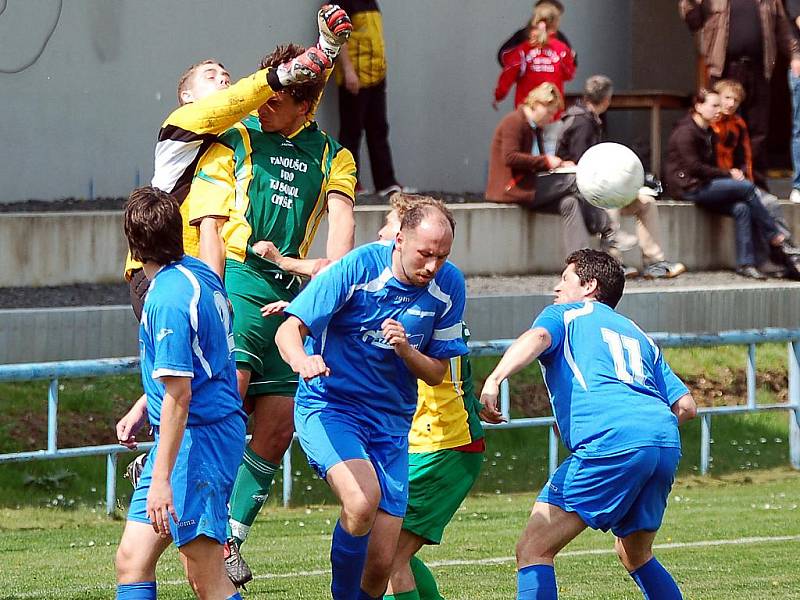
[576,142,644,209]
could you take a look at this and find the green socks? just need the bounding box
[410,556,444,600]
[384,557,442,600]
[384,591,421,600]
[227,446,278,544]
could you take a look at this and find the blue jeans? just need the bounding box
[790,69,800,190]
[684,178,781,267]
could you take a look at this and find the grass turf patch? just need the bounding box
[2,469,799,599]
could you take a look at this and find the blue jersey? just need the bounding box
[284,241,469,435]
[139,256,243,427]
[532,301,689,458]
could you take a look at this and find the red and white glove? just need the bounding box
[276,46,332,87]
[317,4,352,61]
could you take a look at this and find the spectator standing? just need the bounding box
[556,75,686,279]
[335,0,407,196]
[494,3,575,154]
[497,0,577,68]
[486,83,616,258]
[664,89,799,279]
[679,0,800,187]
[786,0,800,203]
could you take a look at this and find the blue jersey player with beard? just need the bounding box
[275,203,467,600]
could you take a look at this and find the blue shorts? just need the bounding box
[128,412,246,547]
[295,403,409,517]
[537,446,681,538]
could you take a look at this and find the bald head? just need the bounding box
[400,204,455,239]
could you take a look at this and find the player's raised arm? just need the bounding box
[480,327,552,423]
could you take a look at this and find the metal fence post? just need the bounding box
[500,379,511,421]
[47,378,58,453]
[282,439,293,508]
[106,453,118,515]
[746,344,757,409]
[547,425,558,477]
[700,414,712,475]
[788,341,800,470]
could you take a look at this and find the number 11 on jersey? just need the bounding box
[601,327,645,384]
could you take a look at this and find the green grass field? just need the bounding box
[1,343,798,597]
[2,469,800,599]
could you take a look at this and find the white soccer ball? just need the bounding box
[576,142,644,209]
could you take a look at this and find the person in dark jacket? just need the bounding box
[664,88,799,279]
[557,75,685,279]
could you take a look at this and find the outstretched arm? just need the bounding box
[480,327,552,423]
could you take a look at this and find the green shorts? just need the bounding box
[225,259,300,398]
[403,449,484,544]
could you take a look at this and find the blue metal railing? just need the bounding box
[1,328,799,513]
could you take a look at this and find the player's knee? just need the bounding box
[515,533,556,565]
[115,540,147,581]
[614,538,651,572]
[340,495,379,534]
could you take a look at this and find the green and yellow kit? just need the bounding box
[404,322,485,544]
[189,115,356,396]
[124,69,281,279]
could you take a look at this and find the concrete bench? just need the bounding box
[2,201,800,287]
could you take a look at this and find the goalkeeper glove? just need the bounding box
[274,46,332,88]
[317,4,352,61]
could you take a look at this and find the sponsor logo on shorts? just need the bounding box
[178,519,197,528]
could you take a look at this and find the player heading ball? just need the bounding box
[481,249,697,600]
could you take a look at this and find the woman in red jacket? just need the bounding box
[493,3,575,154]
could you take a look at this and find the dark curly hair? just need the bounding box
[259,44,326,111]
[565,249,625,308]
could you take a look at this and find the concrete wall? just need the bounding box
[0,0,633,202]
[5,202,800,287]
[3,284,798,363]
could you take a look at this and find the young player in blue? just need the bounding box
[480,249,697,600]
[275,204,468,600]
[114,187,246,600]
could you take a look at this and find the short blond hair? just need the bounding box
[176,59,224,105]
[713,79,746,103]
[523,82,564,111]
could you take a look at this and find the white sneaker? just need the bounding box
[377,184,417,197]
[790,188,800,204]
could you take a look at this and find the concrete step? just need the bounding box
[4,200,800,287]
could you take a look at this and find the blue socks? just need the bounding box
[517,564,558,599]
[116,582,241,600]
[630,557,683,599]
[330,519,371,600]
[116,581,156,600]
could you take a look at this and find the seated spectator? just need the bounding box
[664,89,800,280]
[493,2,575,154]
[497,0,576,68]
[556,74,686,279]
[485,82,615,258]
[712,79,795,276]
